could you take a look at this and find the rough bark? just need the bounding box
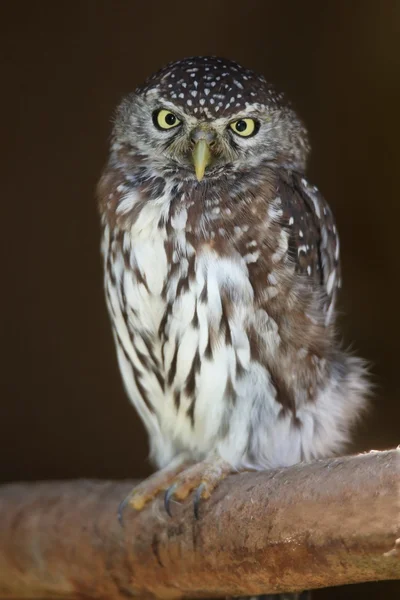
[0,450,399,599]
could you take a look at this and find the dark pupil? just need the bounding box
[165,112,176,126]
[236,120,247,132]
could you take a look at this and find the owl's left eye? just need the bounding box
[153,109,181,130]
[229,118,258,137]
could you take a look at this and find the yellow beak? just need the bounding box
[192,139,212,182]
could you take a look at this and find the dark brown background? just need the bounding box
[1,1,399,598]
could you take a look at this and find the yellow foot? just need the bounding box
[118,455,191,523]
[163,458,232,519]
[119,458,232,523]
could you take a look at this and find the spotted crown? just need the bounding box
[136,56,289,118]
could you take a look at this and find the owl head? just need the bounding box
[112,57,309,182]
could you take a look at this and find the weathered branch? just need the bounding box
[0,450,399,598]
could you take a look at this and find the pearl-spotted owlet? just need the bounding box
[97,56,368,599]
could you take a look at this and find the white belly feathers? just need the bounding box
[102,195,271,467]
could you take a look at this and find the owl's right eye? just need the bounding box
[153,109,181,130]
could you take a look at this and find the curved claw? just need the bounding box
[117,494,130,527]
[164,483,178,517]
[193,482,207,520]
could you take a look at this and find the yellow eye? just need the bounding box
[153,109,181,130]
[229,118,257,137]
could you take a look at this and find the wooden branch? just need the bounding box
[0,450,399,599]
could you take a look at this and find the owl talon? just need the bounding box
[193,482,207,520]
[116,455,190,523]
[117,459,232,522]
[117,495,129,527]
[164,483,178,517]
[162,459,232,517]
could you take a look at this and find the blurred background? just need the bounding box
[1,1,399,598]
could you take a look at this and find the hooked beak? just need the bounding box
[191,128,216,181]
[192,139,211,181]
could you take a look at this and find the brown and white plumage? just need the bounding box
[98,56,367,521]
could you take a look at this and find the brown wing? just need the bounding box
[278,170,341,324]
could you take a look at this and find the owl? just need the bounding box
[98,56,368,538]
